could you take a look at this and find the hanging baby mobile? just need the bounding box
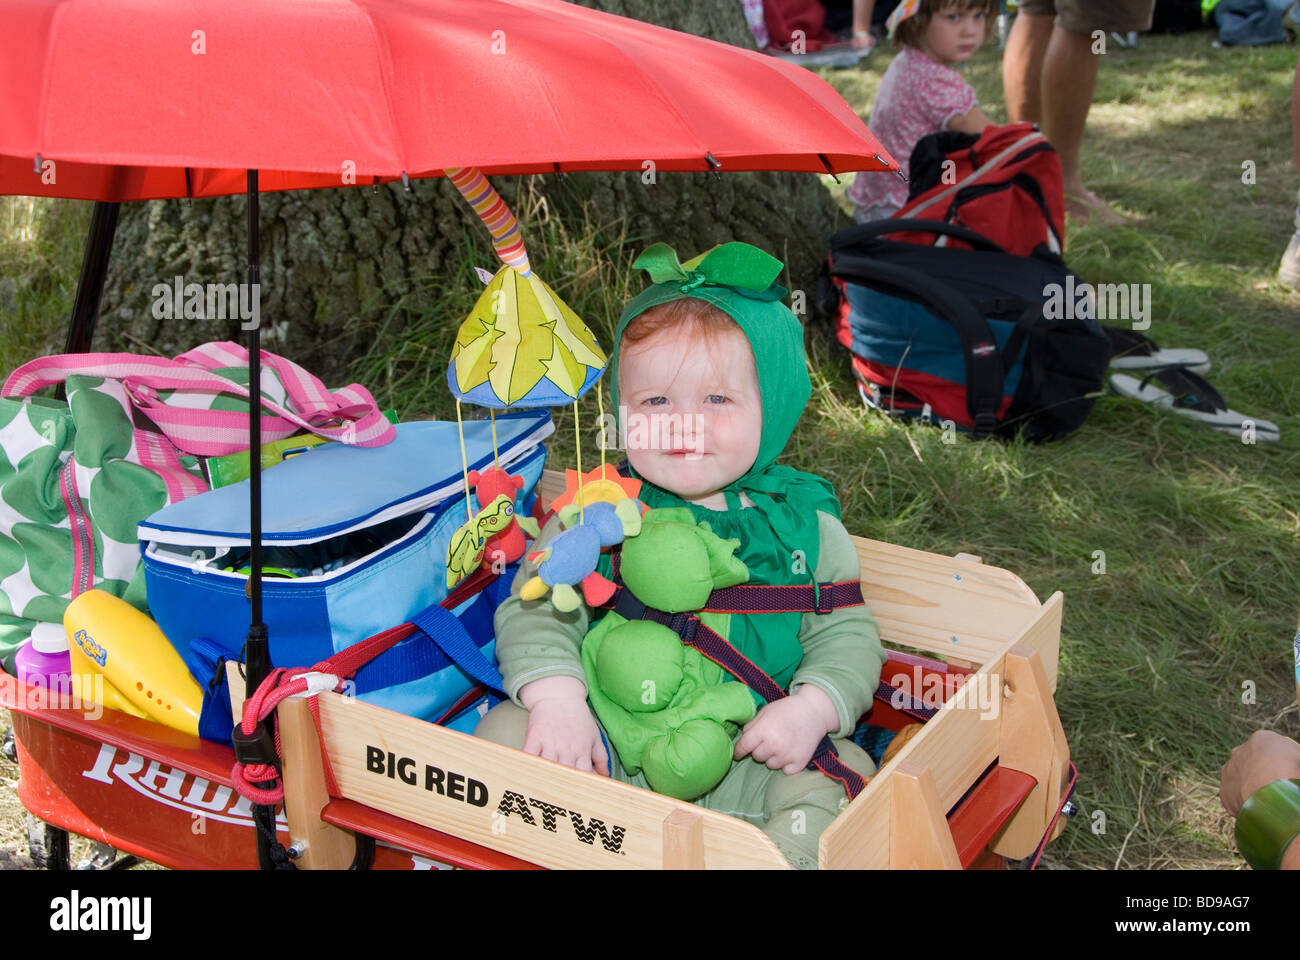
[443,167,643,594]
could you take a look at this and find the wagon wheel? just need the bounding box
[26,813,71,871]
[76,841,140,871]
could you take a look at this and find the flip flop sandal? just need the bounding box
[1104,326,1210,375]
[1109,370,1280,441]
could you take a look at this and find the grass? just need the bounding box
[810,29,1300,869]
[2,29,1299,871]
[0,198,90,364]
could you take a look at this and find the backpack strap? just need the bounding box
[829,240,1007,436]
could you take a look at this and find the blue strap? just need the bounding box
[410,603,506,696]
[352,627,454,693]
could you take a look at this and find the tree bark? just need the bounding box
[97,0,849,387]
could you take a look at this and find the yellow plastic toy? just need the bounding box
[63,589,203,735]
[65,637,146,719]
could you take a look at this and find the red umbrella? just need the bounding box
[2,0,894,202]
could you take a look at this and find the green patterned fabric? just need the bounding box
[0,376,202,672]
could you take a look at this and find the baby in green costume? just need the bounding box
[476,242,885,868]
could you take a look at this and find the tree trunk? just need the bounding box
[98,0,850,388]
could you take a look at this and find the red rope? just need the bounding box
[229,667,345,804]
[228,569,504,806]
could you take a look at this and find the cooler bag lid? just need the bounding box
[139,410,553,547]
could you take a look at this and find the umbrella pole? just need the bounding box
[63,200,120,355]
[54,198,120,404]
[244,170,268,687]
[240,170,288,870]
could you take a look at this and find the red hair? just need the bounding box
[620,297,740,351]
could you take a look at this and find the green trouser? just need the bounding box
[474,700,876,870]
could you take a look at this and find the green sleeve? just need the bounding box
[493,512,593,705]
[790,511,885,739]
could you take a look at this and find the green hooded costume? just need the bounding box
[604,242,845,690]
[485,241,885,865]
[578,242,847,798]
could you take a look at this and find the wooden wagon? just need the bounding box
[223,467,1073,870]
[5,464,1071,870]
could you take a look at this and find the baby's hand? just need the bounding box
[519,676,610,776]
[733,685,838,776]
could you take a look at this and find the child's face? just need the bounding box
[921,5,987,64]
[618,324,763,505]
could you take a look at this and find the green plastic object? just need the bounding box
[1235,778,1300,870]
[205,409,399,487]
[233,567,298,579]
[581,508,757,800]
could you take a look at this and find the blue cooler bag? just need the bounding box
[138,410,552,742]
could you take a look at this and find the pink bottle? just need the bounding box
[15,622,74,699]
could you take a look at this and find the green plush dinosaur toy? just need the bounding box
[580,507,758,800]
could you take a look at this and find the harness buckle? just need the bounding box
[611,586,646,621]
[815,581,835,615]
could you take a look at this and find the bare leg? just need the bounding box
[1279,57,1300,287]
[1040,23,1127,223]
[1293,55,1300,182]
[1002,12,1054,124]
[851,0,877,49]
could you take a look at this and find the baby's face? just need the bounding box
[617,325,762,505]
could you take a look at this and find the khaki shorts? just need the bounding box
[1016,0,1156,34]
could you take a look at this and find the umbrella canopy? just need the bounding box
[1,0,895,202]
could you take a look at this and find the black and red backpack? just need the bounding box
[818,124,1110,442]
[889,122,1065,260]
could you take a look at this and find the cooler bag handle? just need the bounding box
[330,604,504,697]
[830,252,1008,435]
[835,218,1010,256]
[2,347,394,457]
[409,604,506,696]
